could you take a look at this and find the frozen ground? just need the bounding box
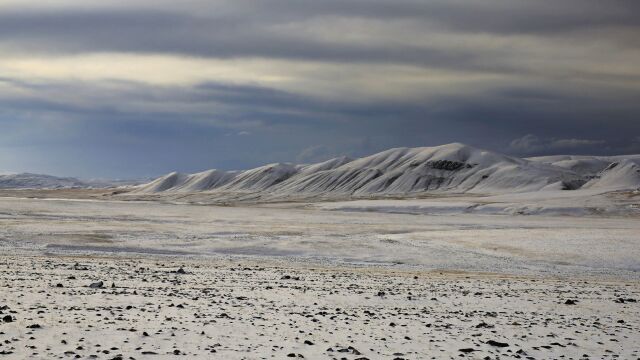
[311,188,640,217]
[0,196,639,278]
[1,255,638,359]
[0,195,639,359]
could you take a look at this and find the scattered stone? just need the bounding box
[89,281,104,289]
[486,340,509,347]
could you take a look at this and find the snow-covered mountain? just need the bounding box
[0,173,144,190]
[132,143,640,202]
[0,173,87,189]
[528,154,640,190]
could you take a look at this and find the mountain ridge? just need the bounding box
[131,143,640,202]
[0,173,144,190]
[4,143,637,197]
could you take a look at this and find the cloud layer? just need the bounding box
[0,0,639,177]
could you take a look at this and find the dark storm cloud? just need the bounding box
[0,9,472,70]
[1,1,638,65]
[4,1,640,37]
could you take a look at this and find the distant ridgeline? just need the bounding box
[0,173,87,189]
[0,173,142,190]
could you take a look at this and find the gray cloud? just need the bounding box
[4,1,639,37]
[509,134,607,155]
[295,145,344,164]
[2,76,639,177]
[1,1,638,69]
[0,1,639,177]
[0,10,479,73]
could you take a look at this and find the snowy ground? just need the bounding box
[310,188,640,217]
[1,255,638,359]
[0,195,639,359]
[1,196,639,278]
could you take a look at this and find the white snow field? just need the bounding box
[1,254,638,359]
[0,196,639,278]
[0,196,639,359]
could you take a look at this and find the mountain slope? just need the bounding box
[582,159,640,190]
[134,156,354,195]
[135,170,238,194]
[130,143,640,202]
[271,143,582,196]
[528,154,640,177]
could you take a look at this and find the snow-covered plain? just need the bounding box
[312,188,640,217]
[1,196,639,278]
[0,195,638,359]
[0,193,639,359]
[1,255,638,359]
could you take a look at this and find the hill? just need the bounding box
[130,143,640,202]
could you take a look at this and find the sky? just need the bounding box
[1,0,639,178]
